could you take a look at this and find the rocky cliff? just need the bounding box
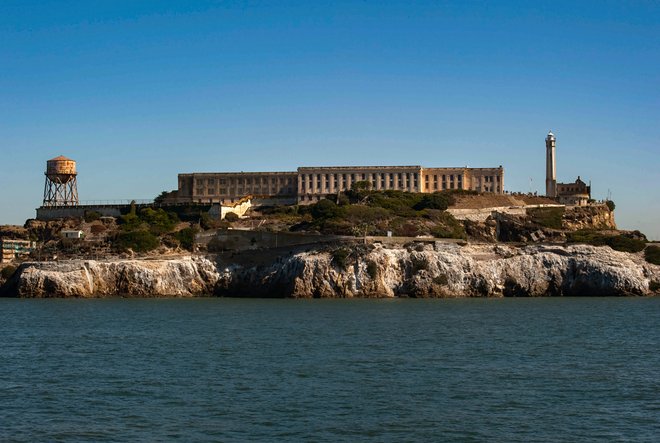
[1,256,220,298]
[562,205,616,231]
[2,243,658,298]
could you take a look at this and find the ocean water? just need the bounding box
[1,297,659,442]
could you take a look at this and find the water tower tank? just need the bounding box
[46,155,77,184]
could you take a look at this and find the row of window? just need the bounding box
[195,177,295,187]
[300,172,418,183]
[195,186,295,196]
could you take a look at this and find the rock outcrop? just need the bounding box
[1,256,220,298]
[3,244,657,298]
[562,205,616,231]
[216,243,659,298]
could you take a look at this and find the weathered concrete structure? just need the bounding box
[177,165,505,204]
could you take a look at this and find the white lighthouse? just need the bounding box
[545,131,557,198]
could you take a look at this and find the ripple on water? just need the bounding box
[1,297,659,442]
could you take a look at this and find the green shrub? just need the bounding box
[413,193,452,211]
[366,260,379,279]
[607,235,645,253]
[139,208,178,234]
[606,200,616,211]
[433,274,448,285]
[84,211,101,222]
[331,248,350,269]
[644,245,660,265]
[311,199,340,220]
[115,230,160,252]
[336,194,350,206]
[367,191,422,217]
[351,180,372,191]
[175,227,199,251]
[119,212,144,231]
[224,212,239,222]
[429,211,466,239]
[1,265,17,280]
[528,207,564,229]
[200,213,217,230]
[650,281,660,292]
[567,230,646,253]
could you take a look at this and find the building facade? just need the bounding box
[177,165,505,204]
[1,239,35,263]
[557,176,591,206]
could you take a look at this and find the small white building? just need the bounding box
[61,230,84,239]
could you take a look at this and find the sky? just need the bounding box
[1,0,658,238]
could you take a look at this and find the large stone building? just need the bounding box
[177,165,505,204]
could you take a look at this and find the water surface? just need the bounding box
[1,297,659,442]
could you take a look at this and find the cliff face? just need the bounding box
[562,205,616,231]
[217,243,658,298]
[4,243,656,298]
[2,257,220,298]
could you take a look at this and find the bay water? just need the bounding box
[1,297,658,442]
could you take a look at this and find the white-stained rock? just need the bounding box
[3,244,659,298]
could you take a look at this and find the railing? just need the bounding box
[78,199,154,206]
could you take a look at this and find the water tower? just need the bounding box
[42,156,79,207]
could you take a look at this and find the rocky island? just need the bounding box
[2,242,658,298]
[1,191,659,298]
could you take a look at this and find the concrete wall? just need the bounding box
[198,229,342,251]
[36,206,123,221]
[448,204,565,222]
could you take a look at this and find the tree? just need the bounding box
[154,191,171,204]
[310,199,340,220]
[351,180,372,191]
[224,212,239,222]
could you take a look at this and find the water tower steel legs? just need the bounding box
[43,176,79,207]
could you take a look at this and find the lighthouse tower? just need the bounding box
[545,131,557,198]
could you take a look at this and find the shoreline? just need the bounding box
[2,243,658,298]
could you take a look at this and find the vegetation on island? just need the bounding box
[567,230,646,253]
[2,184,655,265]
[645,245,660,265]
[528,207,565,230]
[114,206,196,252]
[1,265,17,281]
[262,187,472,239]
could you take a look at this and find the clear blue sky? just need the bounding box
[1,1,658,238]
